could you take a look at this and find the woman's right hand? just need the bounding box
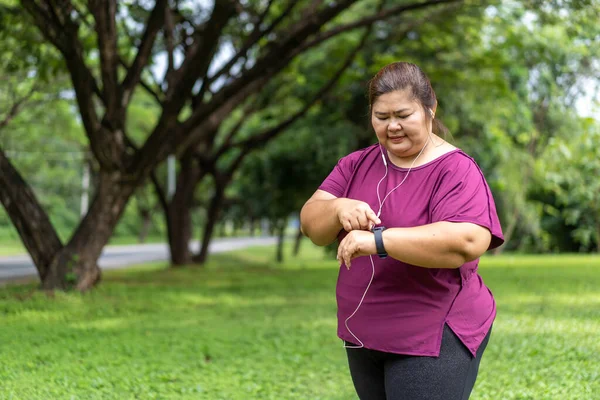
[334,198,381,232]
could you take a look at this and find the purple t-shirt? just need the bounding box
[318,144,504,357]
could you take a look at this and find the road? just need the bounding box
[0,237,276,284]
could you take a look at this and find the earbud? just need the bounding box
[379,144,388,166]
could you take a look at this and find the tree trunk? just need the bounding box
[2,146,141,291]
[276,222,285,263]
[293,226,303,257]
[493,203,520,255]
[167,200,193,265]
[166,154,202,265]
[219,222,227,237]
[249,216,255,237]
[0,149,62,282]
[193,185,225,265]
[46,171,136,290]
[138,209,151,243]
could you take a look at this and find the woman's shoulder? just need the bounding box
[430,147,491,189]
[343,143,380,160]
[428,142,479,171]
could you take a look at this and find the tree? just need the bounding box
[215,0,600,262]
[231,108,361,262]
[0,2,82,245]
[160,20,374,265]
[351,0,600,252]
[0,0,463,290]
[539,119,600,252]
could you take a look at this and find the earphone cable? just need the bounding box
[344,140,429,349]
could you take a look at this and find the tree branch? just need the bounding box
[212,91,276,153]
[133,0,458,176]
[149,170,168,217]
[222,24,373,173]
[299,0,463,55]
[0,147,63,279]
[166,0,238,107]
[117,57,162,104]
[134,0,352,172]
[252,0,276,28]
[200,0,298,97]
[0,83,38,132]
[89,0,120,119]
[163,1,176,93]
[217,108,253,153]
[182,0,355,135]
[121,0,168,107]
[21,0,107,165]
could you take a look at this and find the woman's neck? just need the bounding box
[387,136,455,168]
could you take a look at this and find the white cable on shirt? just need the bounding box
[344,141,429,349]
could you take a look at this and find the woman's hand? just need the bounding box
[337,230,377,269]
[334,198,381,232]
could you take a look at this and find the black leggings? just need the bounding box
[345,324,492,400]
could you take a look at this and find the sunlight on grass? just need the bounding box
[71,318,131,331]
[0,242,25,256]
[0,244,598,399]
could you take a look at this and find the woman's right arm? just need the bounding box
[300,190,381,246]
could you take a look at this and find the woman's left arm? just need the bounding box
[337,221,492,269]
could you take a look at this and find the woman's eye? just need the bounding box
[376,117,388,121]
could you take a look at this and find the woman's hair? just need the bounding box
[368,62,449,137]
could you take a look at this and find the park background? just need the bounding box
[0,0,599,398]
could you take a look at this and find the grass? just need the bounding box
[0,242,25,256]
[0,245,599,399]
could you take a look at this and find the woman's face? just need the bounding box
[371,89,433,163]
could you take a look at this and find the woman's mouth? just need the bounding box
[389,136,405,143]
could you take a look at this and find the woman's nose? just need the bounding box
[388,119,402,132]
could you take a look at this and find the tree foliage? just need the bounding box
[1,0,465,290]
[1,0,599,292]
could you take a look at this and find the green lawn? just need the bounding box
[0,241,25,256]
[1,245,599,399]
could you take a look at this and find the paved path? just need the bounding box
[0,237,276,284]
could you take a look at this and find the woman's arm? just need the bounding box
[300,190,381,246]
[300,191,343,246]
[336,221,492,269]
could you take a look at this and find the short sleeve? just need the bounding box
[318,151,362,198]
[430,156,504,250]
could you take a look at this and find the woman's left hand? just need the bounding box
[337,230,377,269]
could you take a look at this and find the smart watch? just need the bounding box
[371,226,387,259]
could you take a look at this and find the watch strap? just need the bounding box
[372,226,387,259]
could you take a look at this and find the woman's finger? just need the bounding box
[366,208,381,226]
[357,213,370,230]
[342,219,353,232]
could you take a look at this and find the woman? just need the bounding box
[300,62,504,400]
